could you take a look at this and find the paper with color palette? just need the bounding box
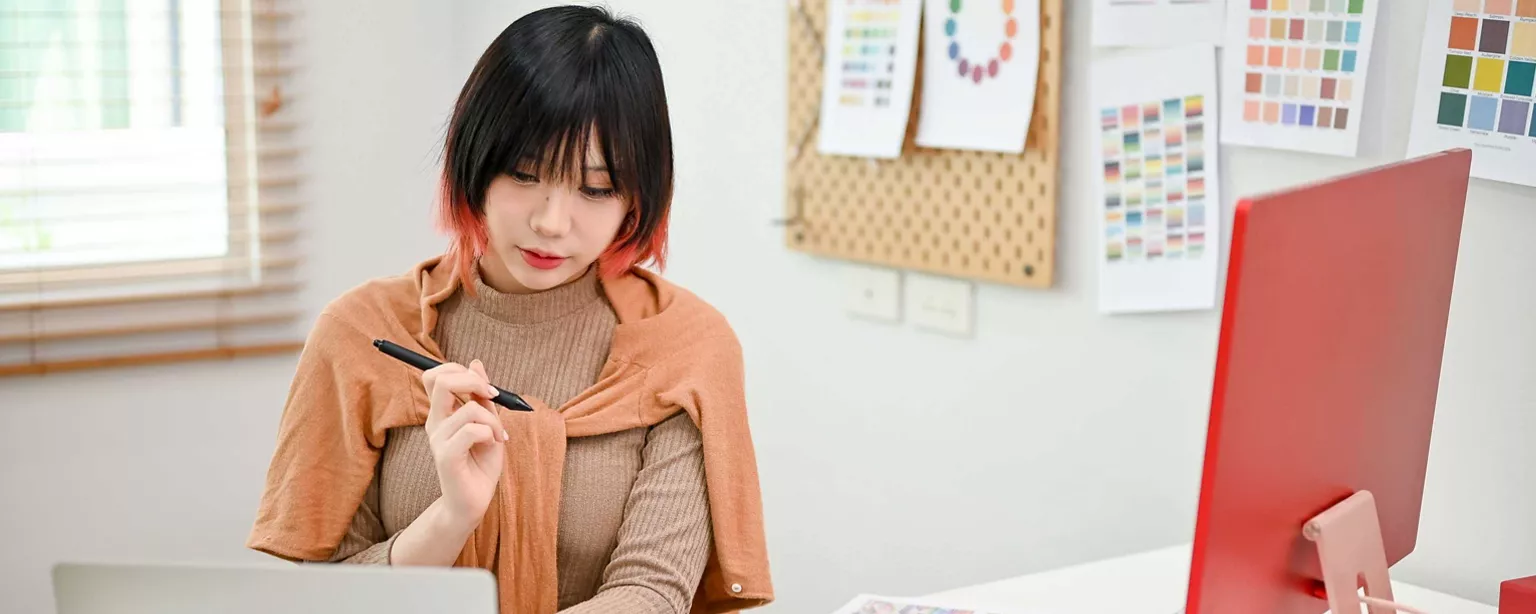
[817,0,924,158]
[914,0,1041,153]
[1407,0,1536,187]
[1093,0,1227,48]
[830,594,1007,614]
[1220,0,1382,157]
[1094,45,1222,314]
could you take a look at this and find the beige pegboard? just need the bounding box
[785,0,1062,288]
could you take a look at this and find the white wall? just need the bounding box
[0,2,456,612]
[453,0,1535,611]
[3,1,1531,613]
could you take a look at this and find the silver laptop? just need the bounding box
[52,562,498,614]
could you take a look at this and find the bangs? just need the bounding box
[459,38,653,204]
[501,119,605,188]
[441,6,673,280]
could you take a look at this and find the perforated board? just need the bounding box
[785,0,1062,288]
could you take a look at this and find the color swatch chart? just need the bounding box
[838,0,903,108]
[832,595,1006,614]
[1433,0,1536,136]
[1406,0,1536,186]
[1223,0,1380,156]
[1101,96,1210,263]
[1242,0,1366,130]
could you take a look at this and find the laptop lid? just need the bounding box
[53,562,498,614]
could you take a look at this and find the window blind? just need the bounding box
[0,0,304,375]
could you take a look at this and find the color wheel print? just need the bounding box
[944,0,1020,84]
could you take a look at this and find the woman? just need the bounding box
[246,6,772,614]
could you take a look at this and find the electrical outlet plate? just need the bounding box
[905,273,974,337]
[842,263,901,322]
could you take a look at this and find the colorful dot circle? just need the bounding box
[943,0,1018,85]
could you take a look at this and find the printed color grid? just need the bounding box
[1241,0,1365,130]
[1101,96,1209,263]
[1435,0,1536,135]
[837,0,903,108]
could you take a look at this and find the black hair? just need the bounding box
[440,5,673,276]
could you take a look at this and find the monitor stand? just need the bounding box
[1303,490,1425,614]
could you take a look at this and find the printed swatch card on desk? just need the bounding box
[915,0,1040,153]
[1220,0,1382,157]
[1095,46,1222,314]
[817,0,924,158]
[831,594,1009,614]
[1407,0,1536,187]
[1093,0,1227,47]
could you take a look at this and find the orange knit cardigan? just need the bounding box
[247,256,773,613]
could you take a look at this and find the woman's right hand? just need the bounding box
[422,359,509,529]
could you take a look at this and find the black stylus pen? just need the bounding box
[373,339,534,412]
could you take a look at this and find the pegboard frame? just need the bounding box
[784,0,1062,288]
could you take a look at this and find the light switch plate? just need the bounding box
[905,273,974,337]
[841,263,901,322]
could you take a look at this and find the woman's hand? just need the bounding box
[422,359,509,529]
[386,359,508,567]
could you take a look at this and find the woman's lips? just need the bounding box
[519,248,566,270]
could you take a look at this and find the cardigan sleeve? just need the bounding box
[247,311,403,562]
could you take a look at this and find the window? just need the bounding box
[0,0,302,374]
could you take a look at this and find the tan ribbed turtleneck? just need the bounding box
[327,266,713,614]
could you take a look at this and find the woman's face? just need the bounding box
[478,137,627,294]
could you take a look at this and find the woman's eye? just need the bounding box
[580,186,615,198]
[510,172,539,184]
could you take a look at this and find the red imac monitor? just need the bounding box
[1184,149,1472,614]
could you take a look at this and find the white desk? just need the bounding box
[922,544,1497,614]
